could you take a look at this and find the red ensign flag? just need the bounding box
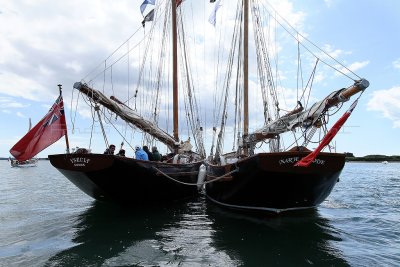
[10,95,67,161]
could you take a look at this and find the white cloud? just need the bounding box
[314,72,325,84]
[268,0,306,29]
[0,1,142,102]
[0,96,29,109]
[324,0,333,8]
[347,60,370,72]
[321,44,345,59]
[16,111,26,118]
[367,87,400,128]
[0,72,49,101]
[336,60,369,76]
[393,58,400,70]
[65,61,83,73]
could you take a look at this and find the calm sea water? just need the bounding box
[0,160,399,267]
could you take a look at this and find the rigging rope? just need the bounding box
[214,0,243,159]
[259,0,361,81]
[152,166,239,186]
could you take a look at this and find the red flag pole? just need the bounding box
[58,84,70,154]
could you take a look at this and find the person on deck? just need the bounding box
[152,146,162,161]
[135,146,149,160]
[103,144,116,155]
[143,146,154,161]
[116,149,126,156]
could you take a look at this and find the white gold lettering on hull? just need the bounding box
[278,157,325,165]
[70,157,91,167]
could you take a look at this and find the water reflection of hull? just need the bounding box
[45,202,184,266]
[44,197,239,267]
[206,205,350,266]
[45,198,350,266]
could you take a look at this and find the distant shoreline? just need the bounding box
[344,153,400,162]
[346,157,400,162]
[346,160,400,163]
[0,158,49,161]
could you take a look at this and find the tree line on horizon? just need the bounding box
[345,153,400,162]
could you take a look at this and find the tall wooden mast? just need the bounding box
[243,0,249,154]
[172,0,179,143]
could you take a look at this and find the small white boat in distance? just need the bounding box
[10,158,38,168]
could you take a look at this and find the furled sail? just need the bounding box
[245,79,369,145]
[74,82,179,151]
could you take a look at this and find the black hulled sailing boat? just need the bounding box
[49,0,206,205]
[204,0,369,213]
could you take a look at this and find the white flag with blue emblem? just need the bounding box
[140,0,156,15]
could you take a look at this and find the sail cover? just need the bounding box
[74,82,178,150]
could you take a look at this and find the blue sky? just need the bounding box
[0,0,399,158]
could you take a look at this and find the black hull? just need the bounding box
[49,154,202,205]
[205,152,345,213]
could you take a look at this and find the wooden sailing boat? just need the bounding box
[10,118,39,167]
[49,0,206,205]
[10,157,38,168]
[204,0,369,213]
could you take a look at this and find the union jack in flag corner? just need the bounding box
[43,95,65,128]
[10,95,67,161]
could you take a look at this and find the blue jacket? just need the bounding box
[135,149,149,160]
